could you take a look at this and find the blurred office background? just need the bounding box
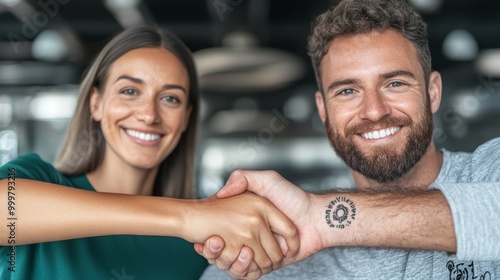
[1,0,499,197]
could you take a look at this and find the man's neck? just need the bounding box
[352,141,444,191]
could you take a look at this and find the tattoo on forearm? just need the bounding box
[325,196,356,229]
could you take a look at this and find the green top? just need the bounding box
[0,154,208,280]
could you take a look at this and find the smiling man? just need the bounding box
[199,0,500,279]
[317,28,441,190]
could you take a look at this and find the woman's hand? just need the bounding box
[180,192,299,276]
[194,170,324,279]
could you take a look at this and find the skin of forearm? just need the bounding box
[0,178,183,245]
[1,176,296,271]
[315,190,456,252]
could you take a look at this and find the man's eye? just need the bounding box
[338,88,355,95]
[389,81,403,87]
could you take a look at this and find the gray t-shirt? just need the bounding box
[201,138,500,279]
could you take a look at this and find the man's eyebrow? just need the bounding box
[380,70,417,80]
[326,78,359,93]
[115,75,187,94]
[325,70,418,93]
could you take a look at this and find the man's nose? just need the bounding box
[359,89,391,122]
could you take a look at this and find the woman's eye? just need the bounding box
[162,95,180,104]
[120,88,137,95]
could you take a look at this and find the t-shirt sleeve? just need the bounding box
[431,182,500,261]
[430,138,500,260]
[0,153,63,183]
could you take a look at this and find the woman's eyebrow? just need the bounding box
[115,75,143,84]
[115,75,187,94]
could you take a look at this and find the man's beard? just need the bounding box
[325,105,433,183]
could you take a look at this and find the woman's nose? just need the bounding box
[136,99,160,125]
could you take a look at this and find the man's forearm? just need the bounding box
[314,190,456,252]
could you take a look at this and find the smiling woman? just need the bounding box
[0,26,299,279]
[86,47,192,193]
[56,27,199,199]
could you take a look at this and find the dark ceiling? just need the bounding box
[2,0,500,70]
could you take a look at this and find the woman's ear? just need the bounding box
[89,87,103,121]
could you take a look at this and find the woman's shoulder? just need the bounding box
[0,153,69,184]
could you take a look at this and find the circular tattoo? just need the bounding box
[325,196,356,229]
[332,204,348,223]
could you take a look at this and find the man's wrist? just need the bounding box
[313,192,361,249]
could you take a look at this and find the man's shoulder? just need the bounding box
[440,137,500,183]
[468,137,500,180]
[473,137,500,159]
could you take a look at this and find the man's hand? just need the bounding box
[195,170,326,279]
[185,191,299,277]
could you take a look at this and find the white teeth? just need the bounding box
[379,129,387,138]
[126,129,161,141]
[362,127,400,140]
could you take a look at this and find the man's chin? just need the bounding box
[354,146,404,161]
[338,148,410,181]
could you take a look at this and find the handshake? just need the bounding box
[188,169,456,280]
[190,169,354,279]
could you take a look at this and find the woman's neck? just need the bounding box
[86,155,158,195]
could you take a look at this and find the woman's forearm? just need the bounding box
[0,178,258,245]
[1,178,299,273]
[0,178,183,245]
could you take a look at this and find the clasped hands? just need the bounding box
[192,170,325,280]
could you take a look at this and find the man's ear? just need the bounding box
[428,71,442,113]
[89,87,103,121]
[315,91,327,124]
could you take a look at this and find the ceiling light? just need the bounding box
[476,49,500,77]
[29,93,76,119]
[0,0,21,8]
[104,0,139,10]
[284,94,311,122]
[453,92,480,119]
[32,30,68,62]
[194,31,305,93]
[201,146,225,170]
[0,130,17,165]
[442,29,478,61]
[409,0,444,13]
[0,96,13,127]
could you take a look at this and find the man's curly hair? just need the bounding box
[308,0,431,93]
